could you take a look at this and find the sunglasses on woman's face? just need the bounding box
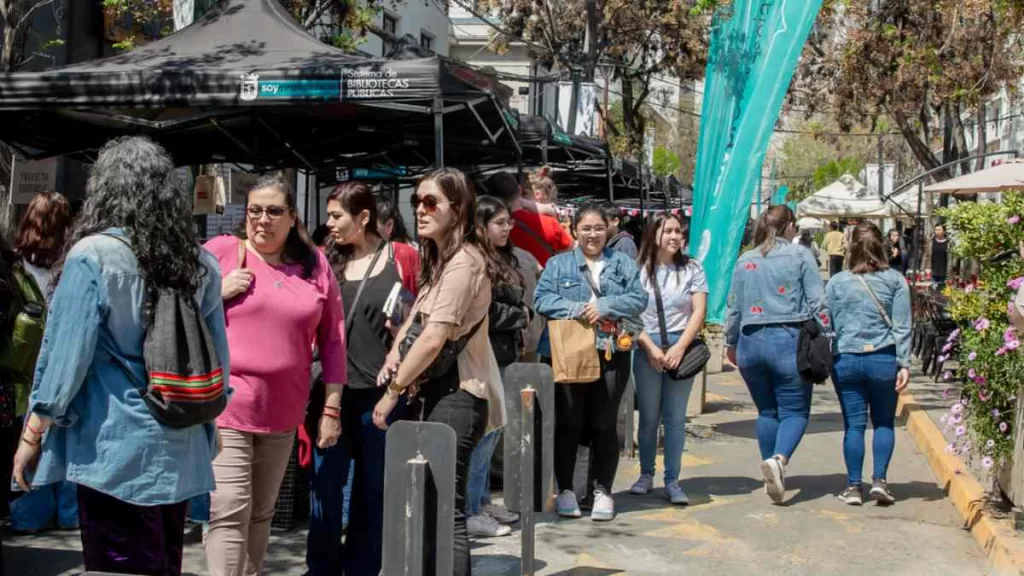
[246,205,289,221]
[409,194,449,213]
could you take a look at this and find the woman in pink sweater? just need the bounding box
[203,174,346,576]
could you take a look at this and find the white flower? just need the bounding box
[987,439,996,449]
[956,425,967,437]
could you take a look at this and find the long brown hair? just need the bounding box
[235,173,317,279]
[475,195,523,288]
[324,182,379,282]
[849,221,890,274]
[637,212,690,283]
[753,205,795,255]
[418,168,480,287]
[15,191,72,268]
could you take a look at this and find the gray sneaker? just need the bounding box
[870,479,896,505]
[838,484,863,506]
[630,474,654,495]
[482,504,520,525]
[555,490,582,518]
[590,490,615,522]
[467,514,512,537]
[665,481,690,505]
[760,456,786,504]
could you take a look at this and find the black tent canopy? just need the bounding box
[0,0,517,169]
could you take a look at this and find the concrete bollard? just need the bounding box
[520,386,536,576]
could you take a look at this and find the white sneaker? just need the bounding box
[590,490,615,522]
[665,481,690,505]
[630,474,654,495]
[760,456,786,504]
[467,514,512,537]
[555,490,582,518]
[482,504,520,525]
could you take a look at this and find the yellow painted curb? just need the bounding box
[898,391,1024,575]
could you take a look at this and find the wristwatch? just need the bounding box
[388,380,404,396]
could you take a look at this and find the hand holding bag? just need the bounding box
[651,266,710,380]
[547,318,601,383]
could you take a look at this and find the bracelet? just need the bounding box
[387,380,405,396]
[322,406,341,418]
[20,435,40,446]
[321,411,340,420]
[26,422,44,437]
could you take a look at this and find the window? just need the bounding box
[420,31,435,52]
[382,13,398,36]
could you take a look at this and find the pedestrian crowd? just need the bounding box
[0,136,925,576]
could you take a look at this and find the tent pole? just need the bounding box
[542,139,549,164]
[607,157,614,201]
[434,95,444,168]
[913,180,924,274]
[304,171,310,223]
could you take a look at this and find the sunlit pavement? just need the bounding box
[5,369,986,575]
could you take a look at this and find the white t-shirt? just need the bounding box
[585,257,605,304]
[640,260,709,334]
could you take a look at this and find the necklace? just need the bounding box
[247,240,288,288]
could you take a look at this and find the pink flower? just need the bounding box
[975,376,988,386]
[980,389,992,401]
[975,317,991,332]
[942,343,953,353]
[943,371,953,381]
[969,351,978,361]
[1007,328,1018,343]
[938,354,950,363]
[1000,422,1010,433]
[993,409,1001,418]
[1010,277,1024,291]
[1009,340,1021,351]
[951,403,964,415]
[983,456,995,469]
[996,347,1009,356]
[943,388,952,399]
[956,425,967,437]
[951,413,963,425]
[1009,215,1021,225]
[968,368,977,378]
[949,328,961,341]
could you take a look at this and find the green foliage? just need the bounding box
[652,146,681,177]
[811,157,862,192]
[940,192,1024,469]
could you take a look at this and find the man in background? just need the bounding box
[484,171,572,266]
[602,202,638,259]
[822,221,846,278]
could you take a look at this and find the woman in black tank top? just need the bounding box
[307,183,409,576]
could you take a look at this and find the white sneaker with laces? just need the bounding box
[760,456,786,504]
[665,481,690,505]
[555,490,582,518]
[630,474,654,495]
[467,514,512,537]
[590,490,615,522]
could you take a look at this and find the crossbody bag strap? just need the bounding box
[650,268,671,352]
[514,219,553,256]
[344,241,387,336]
[582,262,603,298]
[854,274,893,329]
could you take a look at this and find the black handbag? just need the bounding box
[651,267,710,380]
[797,319,832,384]
[399,314,485,383]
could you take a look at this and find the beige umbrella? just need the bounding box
[923,159,1024,195]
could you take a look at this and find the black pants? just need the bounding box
[554,352,631,494]
[828,255,844,278]
[421,370,488,576]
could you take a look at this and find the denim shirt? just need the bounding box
[725,240,829,348]
[24,229,230,506]
[533,247,648,355]
[826,269,912,367]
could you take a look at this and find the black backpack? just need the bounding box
[105,234,227,428]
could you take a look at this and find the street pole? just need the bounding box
[877,133,885,200]
[567,68,581,135]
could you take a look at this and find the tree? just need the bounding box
[473,0,718,161]
[792,1,1024,186]
[651,145,681,177]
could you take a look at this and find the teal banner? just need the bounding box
[771,185,790,206]
[689,0,823,324]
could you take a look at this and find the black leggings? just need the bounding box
[554,352,631,494]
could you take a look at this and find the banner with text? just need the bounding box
[689,0,823,324]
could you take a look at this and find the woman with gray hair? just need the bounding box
[11,136,229,576]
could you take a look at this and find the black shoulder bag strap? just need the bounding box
[651,267,671,353]
[344,241,387,336]
[514,219,553,257]
[582,260,603,298]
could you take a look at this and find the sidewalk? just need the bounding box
[4,369,987,575]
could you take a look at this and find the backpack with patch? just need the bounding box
[105,234,226,428]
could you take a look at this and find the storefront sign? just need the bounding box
[9,157,57,205]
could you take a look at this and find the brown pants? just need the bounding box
[204,429,295,576]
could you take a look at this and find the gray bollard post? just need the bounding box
[404,454,430,576]
[520,386,536,576]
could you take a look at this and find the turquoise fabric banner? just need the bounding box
[689,0,823,324]
[771,185,790,206]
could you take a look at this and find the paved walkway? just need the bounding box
[5,369,987,575]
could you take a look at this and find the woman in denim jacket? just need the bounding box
[534,204,648,522]
[725,205,829,504]
[827,223,911,506]
[11,137,229,575]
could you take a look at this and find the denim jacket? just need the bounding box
[725,240,829,348]
[24,229,230,506]
[826,269,912,367]
[533,247,648,355]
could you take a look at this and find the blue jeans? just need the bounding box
[737,324,812,461]
[306,436,350,576]
[10,480,78,531]
[633,332,695,484]
[832,349,899,485]
[467,429,501,516]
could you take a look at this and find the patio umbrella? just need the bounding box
[923,160,1024,195]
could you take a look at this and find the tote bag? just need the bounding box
[547,319,601,383]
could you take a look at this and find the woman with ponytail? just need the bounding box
[724,205,830,505]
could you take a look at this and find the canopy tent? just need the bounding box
[796,216,826,230]
[797,174,893,219]
[0,0,517,169]
[923,160,1024,195]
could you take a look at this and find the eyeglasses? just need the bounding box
[577,226,607,236]
[247,205,289,220]
[410,194,449,213]
[491,218,513,229]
